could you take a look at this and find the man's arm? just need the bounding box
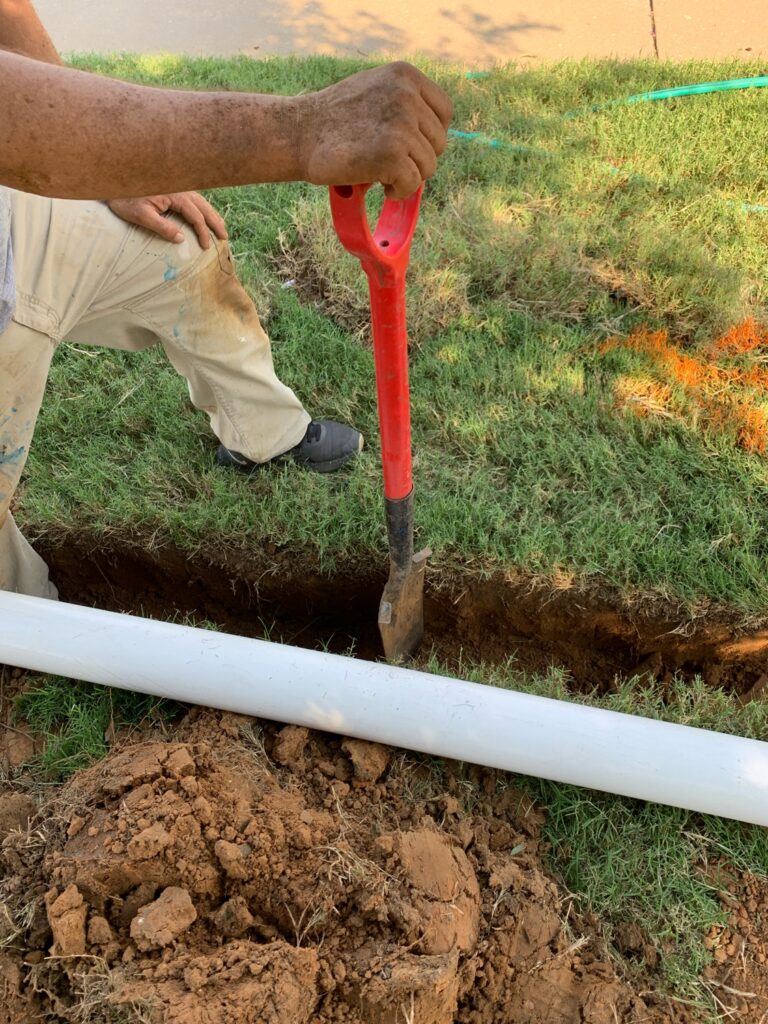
[1,50,451,201]
[0,0,59,62]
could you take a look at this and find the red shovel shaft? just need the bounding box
[368,274,412,500]
[328,184,424,501]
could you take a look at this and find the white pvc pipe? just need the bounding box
[1,592,767,825]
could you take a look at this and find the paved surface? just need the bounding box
[33,0,767,64]
[654,0,766,59]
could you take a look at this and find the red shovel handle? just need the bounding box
[329,184,424,500]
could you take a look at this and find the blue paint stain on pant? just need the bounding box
[162,255,178,282]
[0,446,25,465]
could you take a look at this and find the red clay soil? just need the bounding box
[0,711,702,1024]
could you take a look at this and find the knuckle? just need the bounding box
[390,60,417,79]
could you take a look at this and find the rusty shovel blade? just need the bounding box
[379,548,430,662]
[378,491,429,662]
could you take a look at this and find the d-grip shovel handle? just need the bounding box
[329,183,424,501]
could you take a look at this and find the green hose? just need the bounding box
[621,76,768,104]
[451,75,768,213]
[584,75,768,114]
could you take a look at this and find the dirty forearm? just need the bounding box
[0,51,305,198]
[0,0,60,63]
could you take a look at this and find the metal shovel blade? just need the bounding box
[378,492,430,662]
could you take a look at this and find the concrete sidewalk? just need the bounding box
[35,0,767,64]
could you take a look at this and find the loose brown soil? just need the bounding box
[1,711,698,1024]
[35,533,768,697]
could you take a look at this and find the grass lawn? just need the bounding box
[11,53,768,1012]
[17,53,768,617]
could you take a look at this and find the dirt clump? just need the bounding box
[46,884,88,956]
[0,712,690,1023]
[130,886,197,950]
[0,792,37,839]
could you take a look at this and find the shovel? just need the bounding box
[329,183,429,661]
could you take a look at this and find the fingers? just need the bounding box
[384,157,423,200]
[189,193,228,242]
[419,105,449,158]
[135,206,186,244]
[170,194,211,249]
[409,132,438,181]
[419,76,453,130]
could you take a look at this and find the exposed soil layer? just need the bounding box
[0,713,694,1024]
[36,534,768,696]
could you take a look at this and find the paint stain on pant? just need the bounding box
[0,446,25,465]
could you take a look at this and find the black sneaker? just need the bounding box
[216,420,364,474]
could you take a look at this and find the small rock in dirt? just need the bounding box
[127,822,172,861]
[214,839,249,880]
[180,776,199,796]
[87,915,114,948]
[47,884,88,956]
[0,792,36,837]
[130,887,197,951]
[212,897,255,938]
[164,745,196,779]
[123,783,153,810]
[341,738,390,784]
[272,725,309,767]
[614,921,645,956]
[192,795,213,824]
[395,830,480,955]
[2,730,37,770]
[66,814,86,838]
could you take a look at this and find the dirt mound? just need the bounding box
[0,712,688,1023]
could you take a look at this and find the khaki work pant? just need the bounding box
[0,190,311,598]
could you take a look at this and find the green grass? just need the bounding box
[16,677,174,778]
[13,53,768,619]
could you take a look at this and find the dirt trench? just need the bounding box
[0,712,702,1024]
[35,534,768,697]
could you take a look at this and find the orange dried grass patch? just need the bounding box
[707,318,768,359]
[603,321,768,454]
